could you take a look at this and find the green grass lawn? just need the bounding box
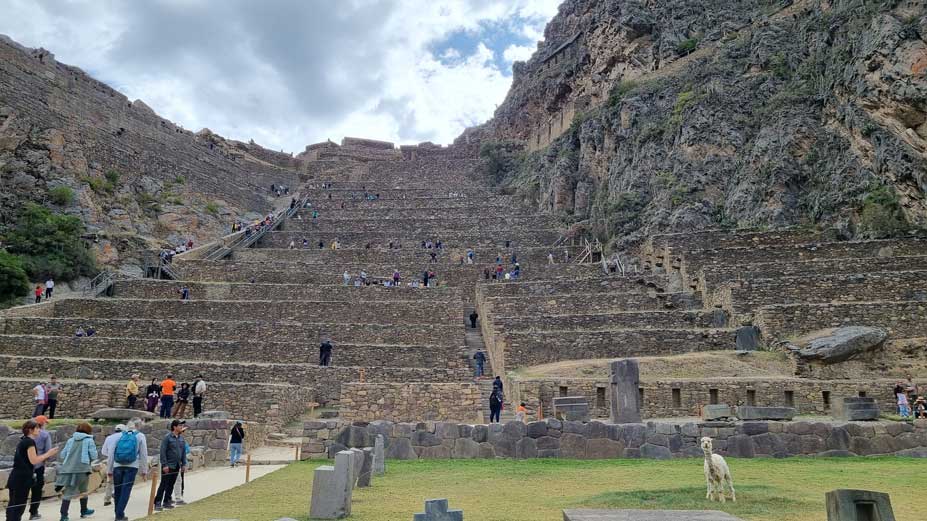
[144,457,926,521]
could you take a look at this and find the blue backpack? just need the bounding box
[114,431,138,464]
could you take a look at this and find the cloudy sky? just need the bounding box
[0,0,560,152]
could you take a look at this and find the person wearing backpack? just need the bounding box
[55,422,98,521]
[100,424,127,507]
[108,419,148,521]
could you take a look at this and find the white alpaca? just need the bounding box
[701,437,736,503]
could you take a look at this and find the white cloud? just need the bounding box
[0,0,562,151]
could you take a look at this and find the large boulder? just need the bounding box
[795,327,888,363]
[90,408,156,421]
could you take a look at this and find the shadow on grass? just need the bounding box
[574,485,819,517]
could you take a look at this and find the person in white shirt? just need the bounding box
[44,279,54,299]
[101,424,126,506]
[31,383,47,417]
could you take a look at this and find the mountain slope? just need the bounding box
[0,35,301,268]
[465,0,927,247]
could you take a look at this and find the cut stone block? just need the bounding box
[563,509,744,520]
[413,498,463,521]
[349,447,365,488]
[735,325,760,351]
[357,447,374,488]
[825,489,895,521]
[831,397,880,421]
[308,450,354,519]
[702,404,733,421]
[609,359,642,424]
[374,434,386,475]
[735,406,795,421]
[553,396,590,422]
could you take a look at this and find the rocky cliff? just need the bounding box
[0,35,301,269]
[466,0,927,247]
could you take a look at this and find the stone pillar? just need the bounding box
[373,434,386,476]
[609,359,641,424]
[357,447,374,487]
[825,489,895,521]
[308,450,354,519]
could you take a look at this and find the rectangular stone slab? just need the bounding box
[563,509,744,521]
[735,406,795,421]
[609,359,642,424]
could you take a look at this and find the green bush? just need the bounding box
[48,186,75,206]
[676,38,699,55]
[1,203,96,281]
[608,80,639,107]
[104,170,121,185]
[479,141,525,185]
[0,250,30,307]
[859,185,908,238]
[174,176,186,184]
[205,201,220,215]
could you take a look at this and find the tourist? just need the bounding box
[229,421,245,467]
[154,420,187,511]
[44,278,54,299]
[85,326,95,337]
[466,248,474,264]
[495,264,504,280]
[430,251,438,263]
[473,350,486,377]
[302,238,309,248]
[288,240,296,249]
[318,240,324,249]
[422,270,430,287]
[173,383,191,418]
[515,402,528,423]
[192,375,206,417]
[320,339,334,367]
[75,326,85,337]
[905,375,919,406]
[392,269,401,285]
[469,311,479,329]
[55,422,98,520]
[483,267,491,280]
[145,379,161,413]
[548,252,554,265]
[27,415,53,521]
[5,420,59,521]
[125,374,140,409]
[511,252,517,265]
[179,285,190,301]
[160,374,177,418]
[44,375,61,418]
[897,386,911,418]
[343,270,351,286]
[108,419,148,521]
[172,431,191,505]
[31,381,47,418]
[489,389,503,423]
[492,376,504,394]
[33,285,42,304]
[914,396,927,419]
[100,424,126,507]
[359,270,368,285]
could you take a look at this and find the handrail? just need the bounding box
[83,270,114,297]
[220,194,310,254]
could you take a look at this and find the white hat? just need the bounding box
[115,424,126,432]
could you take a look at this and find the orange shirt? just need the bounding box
[161,379,176,396]
[516,405,528,414]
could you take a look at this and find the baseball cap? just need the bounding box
[115,424,126,432]
[33,415,49,425]
[169,419,186,429]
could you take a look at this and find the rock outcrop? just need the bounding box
[794,326,889,363]
[467,0,927,247]
[0,35,301,268]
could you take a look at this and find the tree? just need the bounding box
[0,250,30,307]
[1,203,96,281]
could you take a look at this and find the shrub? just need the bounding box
[608,80,639,107]
[1,203,96,281]
[479,141,525,185]
[859,184,908,238]
[174,176,186,184]
[48,186,75,206]
[676,38,699,55]
[104,170,121,185]
[205,201,220,215]
[0,250,30,307]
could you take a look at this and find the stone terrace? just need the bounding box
[0,139,567,425]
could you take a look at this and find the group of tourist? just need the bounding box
[270,183,290,197]
[74,326,96,337]
[159,240,195,265]
[31,279,54,304]
[894,376,925,418]
[3,415,244,521]
[127,374,207,419]
[31,377,62,419]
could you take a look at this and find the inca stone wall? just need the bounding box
[301,418,927,460]
[339,383,481,423]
